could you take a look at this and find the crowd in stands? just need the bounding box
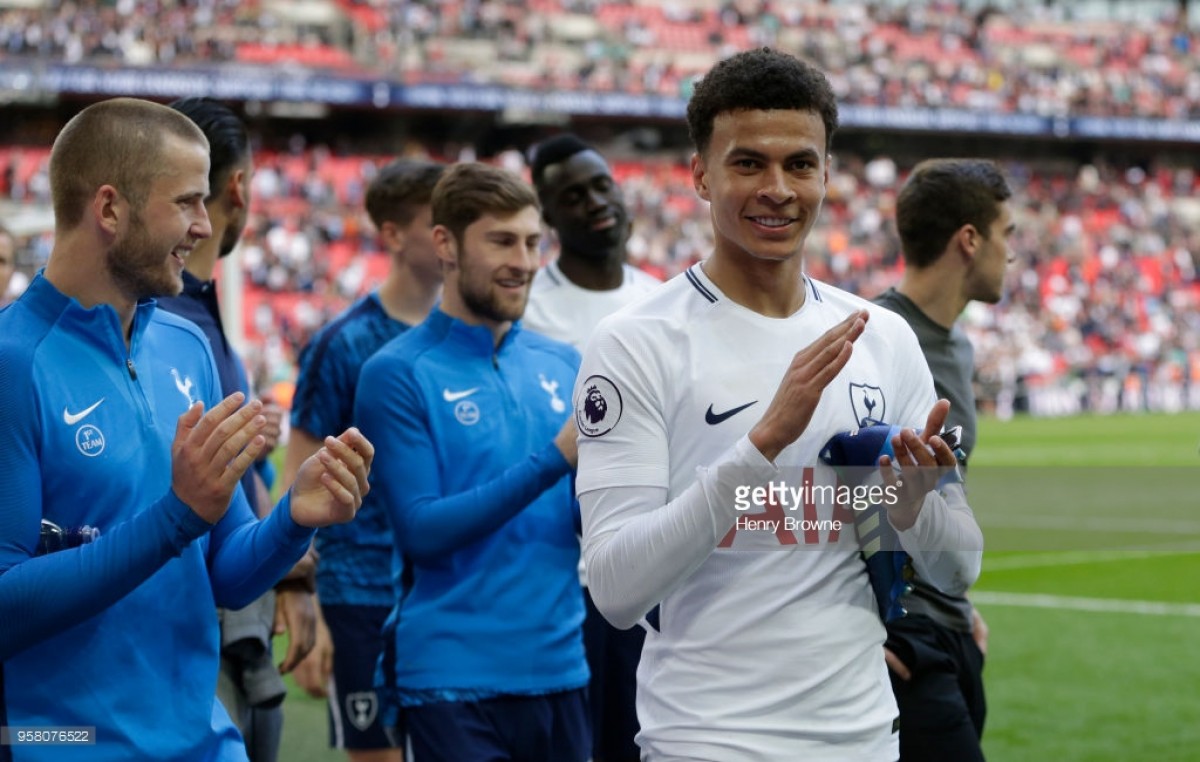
[3,1,1200,120]
[2,0,1197,416]
[0,0,350,68]
[2,138,1197,418]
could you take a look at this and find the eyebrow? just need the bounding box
[559,172,611,192]
[486,230,541,243]
[728,147,822,163]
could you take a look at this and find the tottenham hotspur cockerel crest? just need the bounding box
[849,382,886,427]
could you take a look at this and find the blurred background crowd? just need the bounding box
[1,0,1197,419]
[3,0,1199,118]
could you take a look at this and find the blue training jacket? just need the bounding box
[291,292,409,607]
[356,309,588,707]
[0,274,315,761]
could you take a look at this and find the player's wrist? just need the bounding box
[747,424,785,463]
[276,548,318,593]
[275,575,316,595]
[886,503,920,531]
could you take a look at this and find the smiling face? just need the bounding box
[692,109,828,266]
[539,149,628,261]
[440,205,542,329]
[105,132,212,301]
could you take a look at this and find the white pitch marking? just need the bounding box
[982,547,1200,572]
[978,514,1200,535]
[971,591,1200,618]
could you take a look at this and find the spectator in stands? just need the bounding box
[157,96,312,762]
[0,96,371,762]
[525,132,659,762]
[287,158,446,762]
[5,1,1200,120]
[357,163,589,762]
[874,158,1015,761]
[575,48,982,760]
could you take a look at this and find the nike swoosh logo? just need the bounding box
[63,398,105,425]
[443,387,480,403]
[705,400,757,425]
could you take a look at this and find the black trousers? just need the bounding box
[886,614,986,762]
[583,589,645,762]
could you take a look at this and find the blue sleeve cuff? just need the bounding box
[273,491,318,544]
[534,441,572,483]
[164,490,218,547]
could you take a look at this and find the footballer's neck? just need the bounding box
[557,246,626,291]
[897,269,965,330]
[378,260,440,328]
[184,237,221,283]
[704,248,807,318]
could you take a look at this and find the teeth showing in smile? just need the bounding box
[750,217,793,228]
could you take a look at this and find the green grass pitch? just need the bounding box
[278,411,1200,760]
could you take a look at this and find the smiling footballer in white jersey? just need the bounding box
[574,50,983,761]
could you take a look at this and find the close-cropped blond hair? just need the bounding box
[50,97,209,229]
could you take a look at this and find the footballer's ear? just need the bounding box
[378,220,404,254]
[227,168,249,210]
[691,153,710,202]
[955,223,981,263]
[94,184,124,237]
[432,225,457,269]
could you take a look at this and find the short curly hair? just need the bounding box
[528,133,592,194]
[686,48,839,156]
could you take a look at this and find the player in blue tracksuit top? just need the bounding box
[0,98,373,762]
[285,159,444,760]
[356,163,589,762]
